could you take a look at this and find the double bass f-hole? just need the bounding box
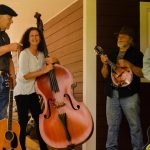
[64,94,80,110]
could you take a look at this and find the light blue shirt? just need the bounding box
[143,47,150,80]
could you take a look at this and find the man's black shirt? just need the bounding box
[0,31,12,72]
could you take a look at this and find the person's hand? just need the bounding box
[42,64,53,74]
[45,56,59,65]
[9,43,22,52]
[100,54,108,64]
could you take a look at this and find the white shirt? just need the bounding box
[14,48,44,96]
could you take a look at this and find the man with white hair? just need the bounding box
[100,26,143,150]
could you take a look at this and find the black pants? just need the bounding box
[15,93,48,150]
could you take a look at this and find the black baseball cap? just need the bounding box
[0,4,17,16]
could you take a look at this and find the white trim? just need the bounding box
[140,2,150,82]
[83,0,96,149]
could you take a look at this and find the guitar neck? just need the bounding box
[8,89,13,131]
[105,59,116,71]
[94,46,116,71]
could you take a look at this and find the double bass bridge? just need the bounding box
[54,101,66,109]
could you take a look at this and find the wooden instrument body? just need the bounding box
[0,77,21,150]
[0,119,21,150]
[111,65,133,87]
[35,64,94,149]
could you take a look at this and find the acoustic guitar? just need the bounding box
[0,77,21,150]
[143,127,150,150]
[94,45,133,87]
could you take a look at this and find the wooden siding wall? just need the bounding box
[96,0,150,150]
[44,0,83,102]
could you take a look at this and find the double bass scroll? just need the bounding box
[34,12,94,149]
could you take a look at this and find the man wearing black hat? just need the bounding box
[0,4,21,120]
[99,26,143,150]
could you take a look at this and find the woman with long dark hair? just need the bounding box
[14,27,57,150]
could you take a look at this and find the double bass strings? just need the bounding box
[48,70,59,93]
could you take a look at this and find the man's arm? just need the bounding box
[0,44,11,56]
[100,55,109,78]
[129,64,143,78]
[118,59,143,78]
[101,64,109,78]
[0,43,21,56]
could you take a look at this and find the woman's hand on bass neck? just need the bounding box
[42,63,53,74]
[45,55,59,65]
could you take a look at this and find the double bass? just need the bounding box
[34,12,94,149]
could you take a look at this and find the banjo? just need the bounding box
[94,45,133,87]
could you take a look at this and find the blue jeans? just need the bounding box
[0,76,9,120]
[106,90,143,150]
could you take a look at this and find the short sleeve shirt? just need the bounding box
[0,31,12,71]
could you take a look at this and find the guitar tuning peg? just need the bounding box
[2,78,10,88]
